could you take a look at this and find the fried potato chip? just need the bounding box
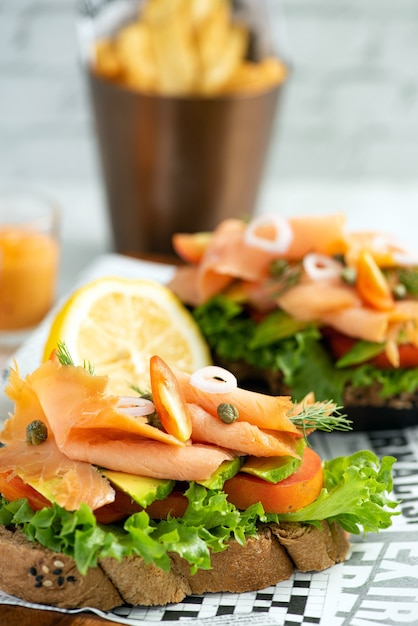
[92,0,286,96]
[221,58,288,94]
[194,0,230,69]
[190,0,221,25]
[93,39,121,81]
[115,22,158,91]
[198,23,249,94]
[141,0,186,22]
[143,0,198,94]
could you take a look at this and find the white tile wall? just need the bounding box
[266,0,418,180]
[0,0,417,184]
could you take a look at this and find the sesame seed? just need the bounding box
[43,580,53,588]
[53,560,65,568]
[29,567,37,576]
[42,565,50,574]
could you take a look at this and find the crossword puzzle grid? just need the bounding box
[112,571,329,625]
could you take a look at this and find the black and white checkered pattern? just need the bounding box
[111,571,328,625]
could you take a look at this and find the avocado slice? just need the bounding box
[241,440,307,484]
[197,456,244,490]
[101,470,175,507]
[22,475,65,503]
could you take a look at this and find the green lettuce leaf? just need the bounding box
[250,310,312,348]
[277,451,399,534]
[0,483,270,576]
[276,336,348,403]
[336,340,385,368]
[0,453,398,576]
[193,295,418,403]
[349,364,418,398]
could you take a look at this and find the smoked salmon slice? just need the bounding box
[321,307,391,343]
[276,280,361,322]
[0,438,115,512]
[0,366,115,511]
[170,214,349,305]
[167,265,202,307]
[188,404,301,458]
[173,368,299,434]
[61,435,235,481]
[345,230,408,268]
[283,213,348,260]
[195,219,269,302]
[27,359,184,448]
[170,214,418,355]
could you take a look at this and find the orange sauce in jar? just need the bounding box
[0,226,59,330]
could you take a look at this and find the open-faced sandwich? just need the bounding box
[0,345,397,610]
[169,213,418,429]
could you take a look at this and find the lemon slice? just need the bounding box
[43,276,212,395]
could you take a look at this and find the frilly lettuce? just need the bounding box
[0,452,398,575]
[193,295,418,403]
[277,451,399,534]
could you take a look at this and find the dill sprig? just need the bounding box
[289,400,352,433]
[55,341,74,366]
[268,259,303,298]
[396,267,418,296]
[130,384,163,430]
[130,384,152,400]
[55,341,95,375]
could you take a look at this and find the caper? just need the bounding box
[269,258,288,278]
[217,403,239,424]
[341,266,357,285]
[26,420,48,445]
[147,411,164,430]
[392,283,407,300]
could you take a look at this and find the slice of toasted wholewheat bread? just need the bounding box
[0,526,123,610]
[0,521,349,611]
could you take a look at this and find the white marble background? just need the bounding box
[0,0,418,298]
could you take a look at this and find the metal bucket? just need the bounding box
[88,74,283,255]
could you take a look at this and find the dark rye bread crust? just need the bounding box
[0,521,350,611]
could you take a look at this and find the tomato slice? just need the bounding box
[94,487,142,524]
[223,447,323,514]
[375,344,418,369]
[324,327,418,369]
[150,355,192,442]
[0,470,146,525]
[172,232,212,264]
[146,490,188,519]
[97,488,189,523]
[0,471,51,511]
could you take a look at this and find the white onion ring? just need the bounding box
[244,214,293,254]
[393,251,418,267]
[189,366,237,394]
[117,396,155,417]
[371,233,395,251]
[369,234,418,265]
[303,253,343,281]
